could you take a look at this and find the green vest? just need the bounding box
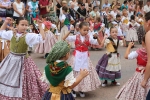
[10,35,28,53]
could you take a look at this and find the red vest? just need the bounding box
[73,34,90,55]
[136,55,147,72]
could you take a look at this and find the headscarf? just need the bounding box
[46,41,70,64]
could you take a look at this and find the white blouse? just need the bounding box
[0,30,43,46]
[104,38,123,47]
[128,51,138,60]
[66,34,99,45]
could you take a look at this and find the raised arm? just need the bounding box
[37,20,45,40]
[0,17,11,30]
[124,42,134,59]
[63,31,70,40]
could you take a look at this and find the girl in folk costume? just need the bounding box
[114,14,123,40]
[96,26,126,87]
[126,15,140,45]
[116,37,150,100]
[0,17,48,99]
[59,6,74,41]
[0,18,14,62]
[41,41,89,100]
[63,22,101,97]
[121,9,130,37]
[35,21,57,58]
[136,13,144,25]
[91,17,105,50]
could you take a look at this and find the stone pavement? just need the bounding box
[32,44,141,100]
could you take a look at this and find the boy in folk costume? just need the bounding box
[42,41,89,100]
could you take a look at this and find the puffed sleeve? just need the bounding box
[104,39,110,47]
[128,51,138,60]
[66,35,76,42]
[89,36,99,45]
[0,30,13,40]
[64,71,76,87]
[25,33,43,46]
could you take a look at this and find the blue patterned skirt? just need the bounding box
[42,90,75,100]
[96,54,121,81]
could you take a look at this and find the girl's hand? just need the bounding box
[128,42,134,47]
[79,69,89,78]
[120,36,125,40]
[141,79,147,88]
[5,17,12,23]
[93,33,98,38]
[104,34,108,39]
[37,19,43,27]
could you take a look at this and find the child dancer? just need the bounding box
[42,41,89,100]
[116,37,150,100]
[63,22,101,97]
[0,17,48,99]
[96,26,126,87]
[126,15,140,45]
[121,9,129,37]
[59,6,74,41]
[35,21,57,58]
[91,17,105,50]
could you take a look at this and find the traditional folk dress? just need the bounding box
[0,39,10,62]
[96,37,124,81]
[126,22,140,42]
[90,22,104,49]
[67,34,101,92]
[35,30,57,54]
[116,48,150,100]
[42,60,76,100]
[60,14,74,48]
[0,30,48,99]
[121,16,129,37]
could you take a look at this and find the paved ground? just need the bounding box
[31,44,141,100]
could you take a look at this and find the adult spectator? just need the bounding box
[136,0,144,15]
[128,0,134,17]
[13,0,25,21]
[77,3,87,21]
[89,6,100,19]
[69,3,76,25]
[26,0,39,20]
[56,0,61,19]
[92,0,100,9]
[121,0,128,11]
[102,0,110,10]
[0,0,11,20]
[39,0,49,17]
[46,0,58,22]
[143,0,150,14]
[110,5,120,19]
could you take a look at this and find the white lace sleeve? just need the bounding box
[64,71,76,87]
[25,33,43,46]
[0,30,13,40]
[66,35,76,42]
[104,39,110,47]
[89,36,99,45]
[128,51,138,60]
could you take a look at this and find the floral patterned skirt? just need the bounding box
[0,53,48,100]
